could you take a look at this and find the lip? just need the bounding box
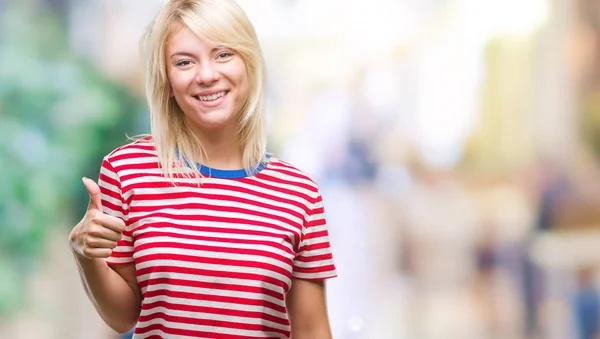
[194,89,229,96]
[193,91,228,108]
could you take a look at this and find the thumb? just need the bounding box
[82,177,103,211]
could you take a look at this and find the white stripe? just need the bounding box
[292,270,337,280]
[141,284,285,312]
[300,233,331,247]
[98,177,119,194]
[133,187,307,219]
[135,235,294,260]
[128,217,299,241]
[112,156,157,168]
[106,257,133,264]
[296,247,332,258]
[294,257,334,269]
[111,145,156,156]
[133,330,205,339]
[132,196,304,226]
[306,212,326,223]
[136,271,283,294]
[131,226,296,252]
[135,259,292,285]
[129,209,300,235]
[102,205,126,220]
[99,164,119,179]
[141,295,287,322]
[135,247,293,273]
[139,305,288,330]
[128,176,312,207]
[259,167,317,187]
[134,317,288,339]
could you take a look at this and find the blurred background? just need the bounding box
[3,0,600,338]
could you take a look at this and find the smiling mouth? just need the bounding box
[194,91,229,102]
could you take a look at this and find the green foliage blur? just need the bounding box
[0,2,147,317]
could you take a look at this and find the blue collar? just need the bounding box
[177,150,270,179]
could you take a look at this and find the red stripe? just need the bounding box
[109,250,133,258]
[138,277,284,301]
[303,230,329,240]
[132,222,298,245]
[135,266,289,291]
[135,321,288,338]
[110,151,157,163]
[263,167,312,182]
[136,253,292,279]
[298,241,331,253]
[128,213,298,236]
[132,203,301,229]
[136,231,295,256]
[306,218,326,227]
[294,252,333,263]
[126,180,312,215]
[133,191,305,221]
[254,173,317,192]
[141,300,289,327]
[135,241,294,267]
[142,289,286,314]
[292,264,336,274]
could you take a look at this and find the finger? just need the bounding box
[87,222,124,242]
[84,236,118,249]
[82,247,113,259]
[82,177,103,211]
[91,213,127,234]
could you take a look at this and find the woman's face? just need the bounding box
[166,25,250,133]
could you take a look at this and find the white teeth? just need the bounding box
[196,91,226,101]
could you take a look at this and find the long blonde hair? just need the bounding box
[139,0,267,181]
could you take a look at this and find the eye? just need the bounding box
[175,59,192,67]
[217,51,234,60]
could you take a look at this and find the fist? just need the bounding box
[69,177,126,259]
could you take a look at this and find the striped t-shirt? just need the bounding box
[99,139,337,338]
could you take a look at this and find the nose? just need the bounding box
[195,61,220,85]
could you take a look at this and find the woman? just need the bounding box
[68,0,337,338]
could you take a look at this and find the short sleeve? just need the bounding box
[292,192,337,280]
[98,157,134,265]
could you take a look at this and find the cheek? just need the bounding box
[236,73,250,99]
[168,71,192,97]
[230,60,249,91]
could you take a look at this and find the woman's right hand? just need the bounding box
[69,177,126,259]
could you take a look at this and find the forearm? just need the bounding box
[291,328,333,339]
[73,252,140,333]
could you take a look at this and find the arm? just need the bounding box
[286,279,333,339]
[70,177,141,334]
[73,254,141,334]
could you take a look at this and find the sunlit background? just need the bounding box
[3,0,600,338]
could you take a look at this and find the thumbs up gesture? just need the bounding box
[69,177,127,259]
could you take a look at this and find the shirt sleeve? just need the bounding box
[98,157,134,265]
[292,191,337,280]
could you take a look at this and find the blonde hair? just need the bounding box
[139,0,267,181]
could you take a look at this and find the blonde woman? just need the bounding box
[68,0,337,338]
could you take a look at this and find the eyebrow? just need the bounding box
[170,46,230,59]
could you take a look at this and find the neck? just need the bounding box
[187,122,243,170]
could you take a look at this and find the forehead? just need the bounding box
[167,25,214,52]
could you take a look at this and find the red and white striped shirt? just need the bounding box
[99,139,337,338]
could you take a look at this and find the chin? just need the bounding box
[193,112,235,130]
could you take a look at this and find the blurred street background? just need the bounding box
[3,0,600,338]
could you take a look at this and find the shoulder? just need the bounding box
[103,136,157,164]
[262,156,323,201]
